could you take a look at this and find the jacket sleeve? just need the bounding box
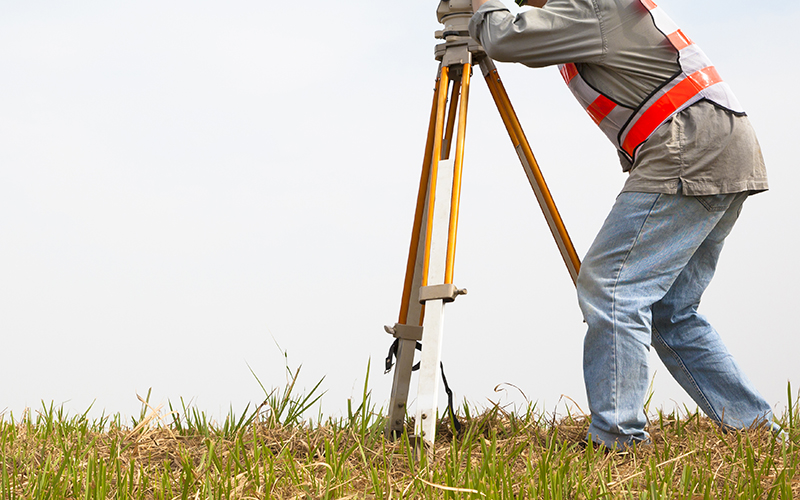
[468,0,606,68]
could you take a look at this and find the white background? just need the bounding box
[1,0,797,424]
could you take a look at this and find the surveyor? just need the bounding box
[469,0,774,449]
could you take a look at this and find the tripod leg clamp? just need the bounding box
[418,284,467,303]
[384,323,424,341]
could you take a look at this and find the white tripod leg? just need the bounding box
[415,158,454,445]
[416,299,446,443]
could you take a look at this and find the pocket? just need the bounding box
[694,193,733,212]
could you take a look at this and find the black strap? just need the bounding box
[384,339,462,434]
[384,338,422,374]
[440,361,462,434]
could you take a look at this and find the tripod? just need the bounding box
[384,0,581,447]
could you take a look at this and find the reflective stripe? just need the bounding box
[642,1,693,52]
[667,29,692,51]
[559,63,578,84]
[586,95,617,125]
[621,66,723,156]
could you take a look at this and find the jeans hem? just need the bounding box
[586,425,651,451]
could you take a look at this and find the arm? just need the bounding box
[468,0,604,67]
[474,0,543,10]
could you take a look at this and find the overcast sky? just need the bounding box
[2,0,798,424]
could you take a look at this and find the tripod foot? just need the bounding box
[408,434,433,463]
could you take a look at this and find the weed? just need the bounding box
[2,375,799,499]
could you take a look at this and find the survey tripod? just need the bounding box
[383,0,582,447]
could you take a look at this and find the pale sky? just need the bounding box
[1,0,798,423]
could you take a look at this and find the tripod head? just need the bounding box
[434,0,485,65]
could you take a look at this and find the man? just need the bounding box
[469,0,774,449]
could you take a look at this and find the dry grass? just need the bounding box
[2,376,799,499]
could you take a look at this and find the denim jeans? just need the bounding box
[577,190,773,449]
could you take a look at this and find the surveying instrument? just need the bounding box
[383,0,582,447]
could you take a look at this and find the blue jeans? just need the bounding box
[577,190,773,449]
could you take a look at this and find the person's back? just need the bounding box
[470,0,767,193]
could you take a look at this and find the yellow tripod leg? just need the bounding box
[416,63,471,445]
[446,62,471,284]
[385,65,450,438]
[480,58,581,284]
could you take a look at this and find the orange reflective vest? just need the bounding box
[558,0,744,162]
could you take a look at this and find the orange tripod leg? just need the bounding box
[480,59,581,284]
[386,65,452,438]
[445,63,471,285]
[398,71,443,328]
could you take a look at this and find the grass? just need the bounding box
[1,372,799,499]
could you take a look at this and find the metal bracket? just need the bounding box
[384,323,424,341]
[418,284,468,303]
[479,55,496,77]
[439,42,472,68]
